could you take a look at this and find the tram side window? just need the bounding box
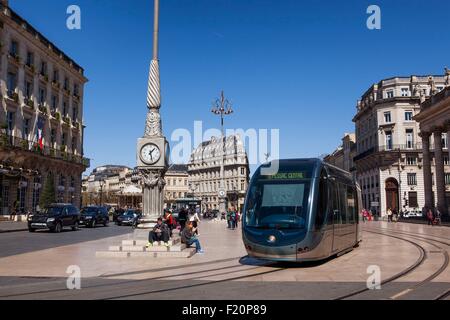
[327,181,336,225]
[331,181,341,225]
[315,170,328,230]
[339,183,348,224]
[347,186,356,224]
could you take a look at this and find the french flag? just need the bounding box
[37,117,44,150]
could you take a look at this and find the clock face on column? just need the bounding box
[140,143,161,165]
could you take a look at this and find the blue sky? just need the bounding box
[10,0,450,175]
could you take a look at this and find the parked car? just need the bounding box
[116,210,141,226]
[79,206,109,228]
[113,208,125,222]
[28,204,80,233]
[402,209,423,218]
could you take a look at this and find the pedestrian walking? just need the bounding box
[226,210,232,229]
[387,208,393,222]
[392,208,398,222]
[235,210,240,228]
[427,209,434,226]
[230,208,237,230]
[434,209,442,226]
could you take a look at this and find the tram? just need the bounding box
[242,158,362,262]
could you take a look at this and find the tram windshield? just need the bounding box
[245,165,312,229]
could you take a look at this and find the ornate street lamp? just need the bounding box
[99,177,105,206]
[211,91,234,214]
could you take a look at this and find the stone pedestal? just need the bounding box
[137,168,166,229]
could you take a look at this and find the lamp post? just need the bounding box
[211,91,233,215]
[99,178,105,206]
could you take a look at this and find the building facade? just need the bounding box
[188,135,250,212]
[324,133,356,178]
[81,165,131,206]
[164,164,189,207]
[0,1,89,215]
[353,73,449,216]
[82,164,190,209]
[415,73,450,215]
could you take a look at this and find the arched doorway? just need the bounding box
[385,178,399,213]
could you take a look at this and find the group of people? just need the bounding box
[146,207,204,254]
[361,208,374,222]
[226,207,240,230]
[425,207,442,226]
[362,206,443,226]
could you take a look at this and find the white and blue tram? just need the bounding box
[242,159,362,262]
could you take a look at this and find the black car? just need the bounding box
[113,208,125,222]
[28,204,80,233]
[79,206,109,228]
[116,210,141,226]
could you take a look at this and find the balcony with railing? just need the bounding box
[0,134,90,168]
[354,143,425,162]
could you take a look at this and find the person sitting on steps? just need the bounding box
[146,217,170,248]
[181,221,204,254]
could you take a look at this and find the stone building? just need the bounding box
[188,135,250,212]
[415,71,450,215]
[353,72,449,216]
[324,133,356,178]
[82,164,190,209]
[81,165,131,206]
[164,164,189,208]
[0,1,89,215]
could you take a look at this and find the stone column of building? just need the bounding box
[421,132,434,210]
[447,122,450,162]
[25,176,33,213]
[433,129,447,214]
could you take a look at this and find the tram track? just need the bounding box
[335,226,450,300]
[0,260,286,299]
[1,224,448,300]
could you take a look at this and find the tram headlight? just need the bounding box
[268,235,276,243]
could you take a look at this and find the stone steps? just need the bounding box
[96,232,196,258]
[121,238,180,246]
[96,247,196,258]
[108,244,186,252]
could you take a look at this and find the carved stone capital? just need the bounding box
[139,168,166,191]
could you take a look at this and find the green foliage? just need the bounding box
[39,173,56,208]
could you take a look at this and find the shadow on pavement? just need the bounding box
[0,225,133,259]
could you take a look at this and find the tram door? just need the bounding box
[331,181,344,252]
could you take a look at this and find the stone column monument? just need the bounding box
[136,0,169,228]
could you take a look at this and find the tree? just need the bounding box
[39,173,56,208]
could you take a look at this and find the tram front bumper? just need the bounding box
[243,238,297,262]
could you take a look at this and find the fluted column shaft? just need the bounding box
[421,133,433,210]
[433,130,447,214]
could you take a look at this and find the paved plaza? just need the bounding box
[0,221,448,300]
